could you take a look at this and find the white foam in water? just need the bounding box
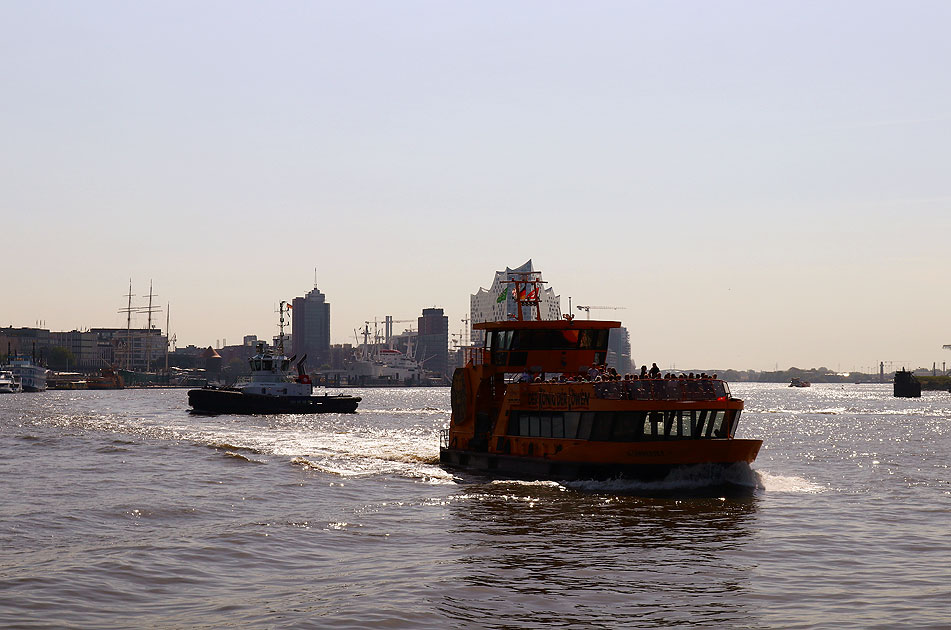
[554,462,761,494]
[755,470,825,493]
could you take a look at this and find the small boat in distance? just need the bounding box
[439,272,761,481]
[893,368,921,398]
[789,378,811,387]
[188,302,360,415]
[86,366,124,390]
[0,369,21,393]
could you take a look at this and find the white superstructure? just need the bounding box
[238,302,313,397]
[6,357,47,392]
[239,341,313,397]
[348,327,424,384]
[469,259,561,345]
[0,370,21,393]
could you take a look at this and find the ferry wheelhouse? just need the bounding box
[439,276,761,481]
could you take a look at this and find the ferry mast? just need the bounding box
[502,270,546,322]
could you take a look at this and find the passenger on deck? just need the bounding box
[519,370,532,383]
[648,363,660,378]
[640,365,648,378]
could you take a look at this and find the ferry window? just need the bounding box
[579,330,597,349]
[723,410,738,437]
[529,415,540,437]
[253,359,262,371]
[281,360,290,371]
[489,330,514,351]
[590,412,614,441]
[519,415,529,436]
[577,412,594,440]
[561,330,579,345]
[612,411,644,441]
[540,414,552,438]
[695,410,708,437]
[714,381,728,398]
[564,412,580,439]
[706,411,724,437]
[645,411,663,439]
[681,411,695,438]
[508,352,528,366]
[551,413,565,438]
[664,411,677,437]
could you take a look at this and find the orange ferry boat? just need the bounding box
[439,275,761,481]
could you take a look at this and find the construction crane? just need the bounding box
[576,305,626,320]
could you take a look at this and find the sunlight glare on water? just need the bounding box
[1,383,949,629]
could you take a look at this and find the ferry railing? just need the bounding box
[590,379,727,401]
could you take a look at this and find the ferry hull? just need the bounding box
[440,439,761,482]
[188,388,360,415]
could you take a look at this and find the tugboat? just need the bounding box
[187,302,361,414]
[439,273,761,481]
[893,368,921,398]
[789,377,811,387]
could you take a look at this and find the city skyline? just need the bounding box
[3,2,950,372]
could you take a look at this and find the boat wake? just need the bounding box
[754,470,825,493]
[554,463,764,496]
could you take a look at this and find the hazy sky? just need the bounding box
[2,1,949,372]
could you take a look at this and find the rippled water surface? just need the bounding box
[1,384,949,628]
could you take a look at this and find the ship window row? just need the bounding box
[486,329,609,352]
[507,410,729,441]
[491,351,608,368]
[249,359,290,371]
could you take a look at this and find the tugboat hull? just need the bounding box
[188,388,360,414]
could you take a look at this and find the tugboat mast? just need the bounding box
[278,301,288,355]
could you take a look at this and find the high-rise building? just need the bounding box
[469,259,561,345]
[417,307,449,377]
[607,326,632,375]
[291,284,331,367]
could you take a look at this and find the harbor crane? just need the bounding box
[575,305,626,320]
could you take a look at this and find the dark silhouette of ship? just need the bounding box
[893,368,921,398]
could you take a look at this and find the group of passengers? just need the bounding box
[518,362,717,383]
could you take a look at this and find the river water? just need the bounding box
[0,383,948,629]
